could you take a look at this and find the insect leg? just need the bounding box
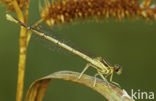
[79,63,92,79]
[110,73,120,87]
[98,72,109,86]
[93,73,100,87]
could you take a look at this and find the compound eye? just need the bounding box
[114,64,120,72]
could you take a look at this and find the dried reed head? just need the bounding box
[0,0,28,11]
[40,0,156,27]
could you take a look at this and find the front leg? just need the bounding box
[110,73,120,87]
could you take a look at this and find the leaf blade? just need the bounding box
[25,71,134,101]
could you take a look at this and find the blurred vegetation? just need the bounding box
[0,0,156,101]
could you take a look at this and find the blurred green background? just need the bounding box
[0,0,156,101]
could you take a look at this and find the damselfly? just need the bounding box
[6,14,122,87]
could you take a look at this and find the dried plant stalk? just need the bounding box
[3,1,31,101]
[9,1,27,101]
[26,71,134,101]
[0,0,28,11]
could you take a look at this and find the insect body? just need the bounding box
[79,56,121,87]
[6,14,122,87]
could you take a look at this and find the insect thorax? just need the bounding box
[92,57,113,75]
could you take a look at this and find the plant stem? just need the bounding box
[11,1,30,101]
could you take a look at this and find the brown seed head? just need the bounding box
[40,0,156,27]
